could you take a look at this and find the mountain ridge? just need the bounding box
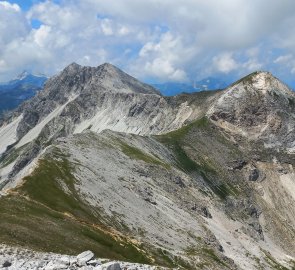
[0,63,295,269]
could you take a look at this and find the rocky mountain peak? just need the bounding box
[99,62,119,72]
[15,70,30,80]
[1,62,164,148]
[65,62,81,70]
[232,71,293,97]
[53,62,160,96]
[94,62,161,95]
[207,71,295,151]
[59,62,83,78]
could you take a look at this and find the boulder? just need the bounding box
[249,168,259,181]
[2,261,12,268]
[77,250,95,266]
[101,262,121,270]
[200,207,212,219]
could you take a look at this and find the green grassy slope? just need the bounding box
[0,149,154,264]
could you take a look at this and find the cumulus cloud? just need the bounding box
[212,53,239,74]
[0,1,28,46]
[0,1,20,11]
[1,0,295,82]
[132,32,196,81]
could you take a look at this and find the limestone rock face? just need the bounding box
[14,62,161,140]
[207,71,295,152]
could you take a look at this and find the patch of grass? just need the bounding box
[160,116,210,145]
[0,144,28,168]
[153,248,195,269]
[0,152,155,265]
[185,246,199,256]
[0,195,150,263]
[156,117,237,200]
[230,71,259,87]
[263,250,291,270]
[155,248,175,267]
[201,248,229,268]
[156,117,210,172]
[118,140,170,169]
[20,156,93,220]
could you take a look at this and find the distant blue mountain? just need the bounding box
[0,71,47,116]
[152,77,228,96]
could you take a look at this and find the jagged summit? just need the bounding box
[100,62,120,71]
[57,62,160,96]
[63,62,81,71]
[234,70,272,83]
[0,62,170,155]
[230,70,293,97]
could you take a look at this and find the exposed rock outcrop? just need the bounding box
[0,66,295,270]
[207,71,295,152]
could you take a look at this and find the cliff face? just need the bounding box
[207,71,295,152]
[0,65,294,270]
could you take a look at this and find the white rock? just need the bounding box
[57,255,70,265]
[76,250,95,266]
[44,261,69,270]
[87,259,101,266]
[69,256,77,265]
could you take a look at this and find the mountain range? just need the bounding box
[0,72,47,118]
[152,77,228,96]
[0,71,228,117]
[0,63,294,270]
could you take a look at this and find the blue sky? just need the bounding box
[1,0,295,87]
[10,0,60,10]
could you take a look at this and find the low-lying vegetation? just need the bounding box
[156,117,239,200]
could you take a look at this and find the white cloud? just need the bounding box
[33,25,51,47]
[0,1,29,46]
[242,59,263,71]
[0,1,20,12]
[274,54,293,64]
[213,53,239,74]
[1,0,295,82]
[100,19,114,36]
[132,32,194,81]
[144,59,188,81]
